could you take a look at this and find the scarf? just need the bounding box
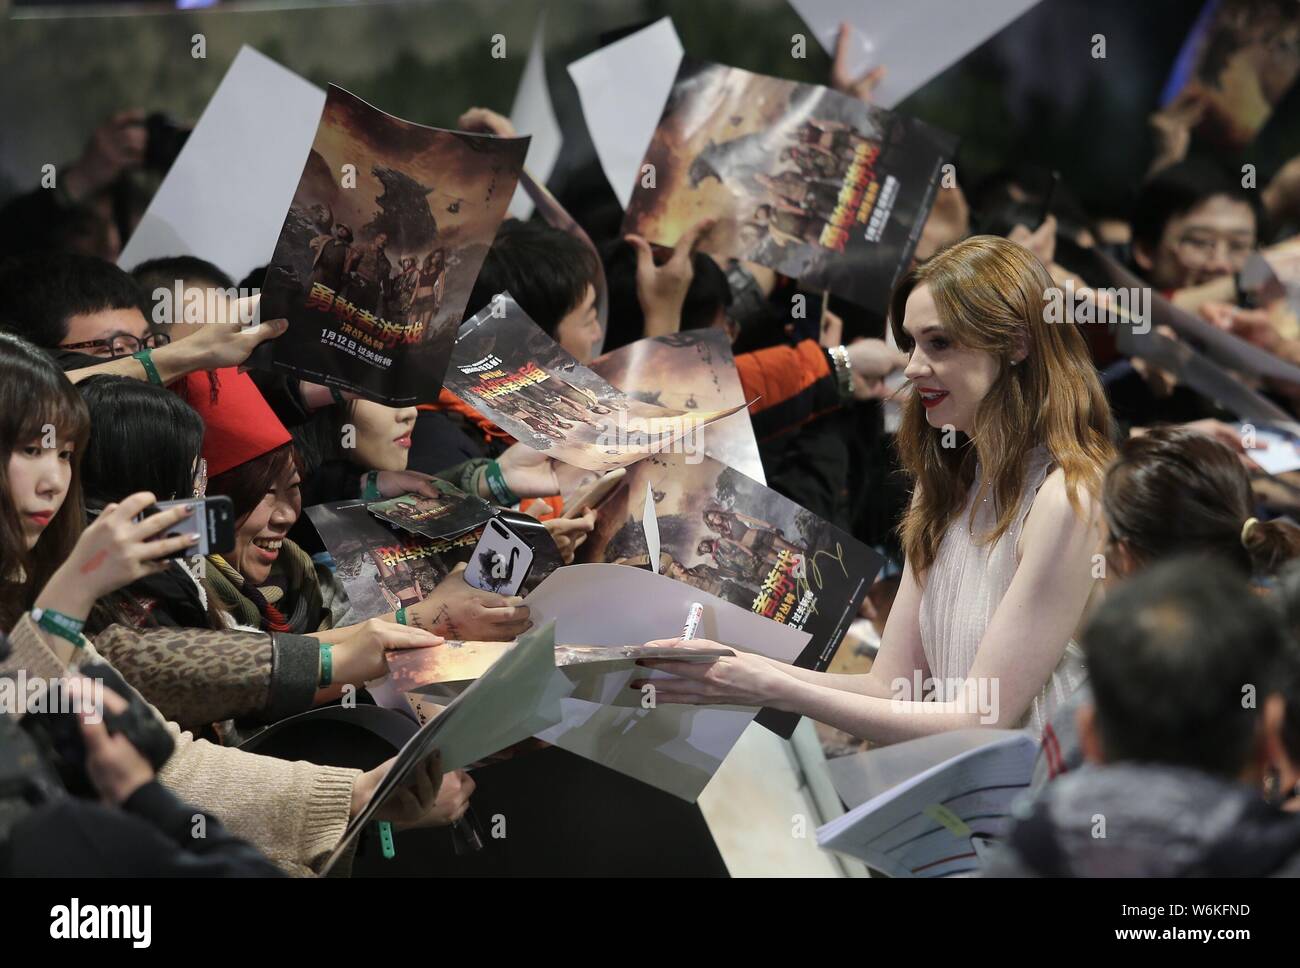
[205,538,324,634]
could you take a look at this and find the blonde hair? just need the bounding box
[889,236,1115,574]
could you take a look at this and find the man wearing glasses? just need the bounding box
[0,251,285,385]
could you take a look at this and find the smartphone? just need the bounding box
[463,517,535,596]
[139,496,236,557]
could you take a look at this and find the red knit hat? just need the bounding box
[181,368,292,477]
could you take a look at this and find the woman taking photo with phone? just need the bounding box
[636,236,1116,743]
[0,332,471,876]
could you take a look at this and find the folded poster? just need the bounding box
[1159,0,1300,151]
[590,328,765,483]
[576,450,881,736]
[258,85,529,405]
[445,295,744,471]
[307,500,480,619]
[623,59,957,312]
[367,480,493,540]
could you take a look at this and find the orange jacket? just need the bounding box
[735,338,842,441]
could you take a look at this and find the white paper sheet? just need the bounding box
[525,563,810,801]
[567,17,683,208]
[322,620,566,874]
[643,482,661,574]
[1245,425,1300,476]
[118,46,326,282]
[507,12,563,220]
[787,0,1042,108]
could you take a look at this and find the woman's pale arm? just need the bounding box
[767,473,1101,742]
[761,557,928,700]
[644,472,1102,745]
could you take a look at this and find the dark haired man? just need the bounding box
[1130,158,1260,296]
[0,252,283,384]
[988,557,1300,877]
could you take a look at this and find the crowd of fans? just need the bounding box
[2,17,1300,878]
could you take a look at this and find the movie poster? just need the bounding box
[590,328,765,483]
[307,500,482,621]
[623,59,957,312]
[367,479,493,540]
[444,295,744,471]
[1161,0,1300,151]
[259,85,529,405]
[577,450,882,726]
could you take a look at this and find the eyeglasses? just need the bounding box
[1174,233,1254,266]
[60,331,172,359]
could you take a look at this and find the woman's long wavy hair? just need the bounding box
[0,333,91,631]
[889,236,1116,575]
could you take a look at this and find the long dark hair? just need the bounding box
[291,400,358,479]
[78,375,227,631]
[1103,427,1300,576]
[209,442,299,523]
[0,333,90,631]
[79,376,205,507]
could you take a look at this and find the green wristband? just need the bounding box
[361,470,382,501]
[319,643,334,687]
[132,348,164,386]
[394,606,408,626]
[31,607,86,648]
[483,460,518,506]
[377,820,396,859]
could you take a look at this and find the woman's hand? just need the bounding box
[373,469,450,500]
[624,218,715,338]
[79,684,155,806]
[845,338,908,399]
[544,508,596,564]
[630,638,797,707]
[424,767,476,826]
[350,750,476,830]
[406,563,531,640]
[166,294,288,372]
[325,618,444,685]
[39,492,200,617]
[495,444,560,499]
[829,22,886,103]
[457,107,517,139]
[1199,300,1282,353]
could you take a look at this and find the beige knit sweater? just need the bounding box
[2,614,360,877]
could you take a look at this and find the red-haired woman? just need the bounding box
[637,236,1117,744]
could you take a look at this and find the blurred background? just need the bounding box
[2,0,1297,233]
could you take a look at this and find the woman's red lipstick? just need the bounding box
[27,511,53,527]
[917,387,949,410]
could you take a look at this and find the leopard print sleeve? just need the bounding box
[92,624,279,731]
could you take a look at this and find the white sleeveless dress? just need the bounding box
[917,447,1087,739]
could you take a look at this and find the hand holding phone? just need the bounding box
[137,496,235,557]
[463,518,535,596]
